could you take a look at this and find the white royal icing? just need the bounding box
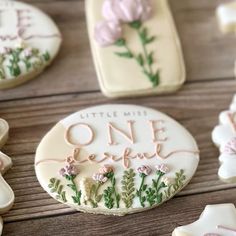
[212,94,236,182]
[35,104,199,216]
[0,119,14,215]
[173,204,236,236]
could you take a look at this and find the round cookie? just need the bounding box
[35,104,199,216]
[0,0,61,89]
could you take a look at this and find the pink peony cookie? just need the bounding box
[172,204,236,236]
[0,1,62,89]
[212,95,236,182]
[86,0,186,97]
[35,104,199,216]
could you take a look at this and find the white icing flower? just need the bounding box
[15,38,27,49]
[92,173,108,183]
[137,165,152,176]
[162,177,173,186]
[212,96,236,181]
[23,47,33,58]
[155,164,169,174]
[0,47,11,55]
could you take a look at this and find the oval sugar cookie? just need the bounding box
[35,105,199,216]
[0,1,61,89]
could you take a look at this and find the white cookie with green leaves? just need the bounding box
[35,104,199,216]
[0,0,61,89]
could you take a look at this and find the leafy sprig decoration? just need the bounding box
[164,169,186,199]
[87,173,108,208]
[136,165,152,207]
[59,164,81,205]
[101,165,120,209]
[121,168,136,208]
[114,20,159,87]
[48,178,67,203]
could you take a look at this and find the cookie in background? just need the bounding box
[0,0,62,89]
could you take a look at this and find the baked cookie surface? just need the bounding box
[86,0,186,97]
[35,104,199,215]
[212,95,236,183]
[172,204,236,236]
[0,1,61,89]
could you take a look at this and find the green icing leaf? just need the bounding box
[48,178,67,203]
[115,51,133,58]
[121,169,136,208]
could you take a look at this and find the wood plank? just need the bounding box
[0,79,236,221]
[0,0,236,100]
[3,188,236,236]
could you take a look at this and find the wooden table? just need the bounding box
[1,0,236,235]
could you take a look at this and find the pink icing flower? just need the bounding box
[223,137,236,155]
[93,173,108,183]
[23,47,33,58]
[0,47,12,55]
[99,164,114,174]
[137,165,152,176]
[155,164,169,174]
[103,0,152,23]
[59,164,79,177]
[94,20,122,47]
[102,0,120,22]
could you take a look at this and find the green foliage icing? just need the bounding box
[87,182,103,208]
[164,169,186,199]
[65,175,82,205]
[136,173,148,207]
[103,172,120,209]
[121,169,136,208]
[0,47,51,80]
[48,178,67,203]
[114,20,159,87]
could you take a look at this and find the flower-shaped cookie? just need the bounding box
[212,95,236,182]
[172,204,236,236]
[0,118,14,235]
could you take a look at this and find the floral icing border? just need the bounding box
[94,0,159,87]
[48,160,186,209]
[0,42,50,80]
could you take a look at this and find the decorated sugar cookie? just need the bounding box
[86,0,186,98]
[172,204,236,236]
[217,2,236,34]
[35,104,199,216]
[0,118,14,236]
[0,0,61,89]
[212,95,236,183]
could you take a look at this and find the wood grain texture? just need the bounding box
[1,80,236,223]
[0,0,236,101]
[1,0,236,235]
[3,189,236,236]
